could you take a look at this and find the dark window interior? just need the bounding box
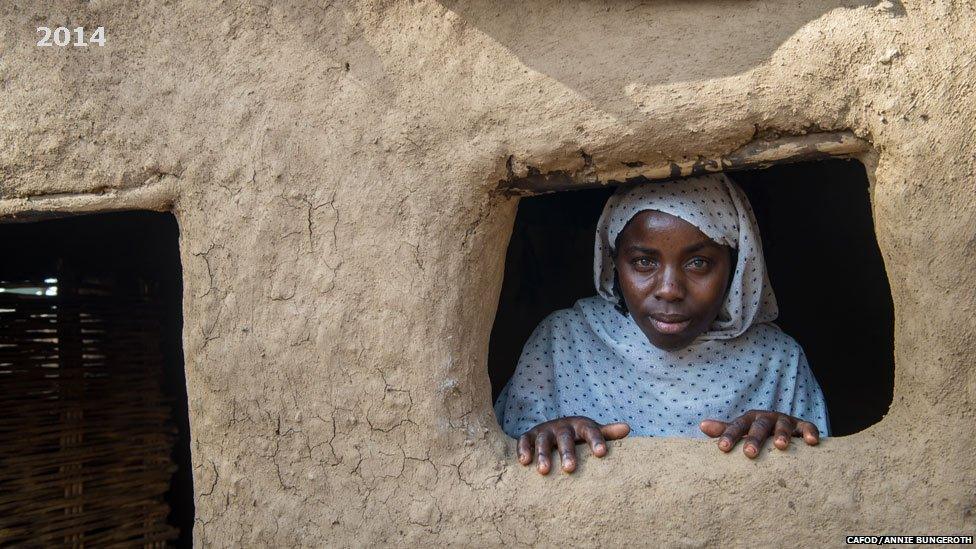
[488,159,894,436]
[0,211,192,546]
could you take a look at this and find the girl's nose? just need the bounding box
[653,267,686,302]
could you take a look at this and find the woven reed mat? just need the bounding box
[0,281,179,547]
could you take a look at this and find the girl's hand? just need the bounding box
[517,416,630,475]
[699,410,820,458]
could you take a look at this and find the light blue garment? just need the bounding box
[494,174,830,438]
[493,296,830,438]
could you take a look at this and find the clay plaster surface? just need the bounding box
[1,0,975,546]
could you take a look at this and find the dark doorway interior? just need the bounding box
[488,159,894,436]
[0,211,193,546]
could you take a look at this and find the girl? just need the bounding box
[493,173,830,475]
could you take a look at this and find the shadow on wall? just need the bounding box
[438,0,884,117]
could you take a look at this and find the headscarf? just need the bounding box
[594,173,778,340]
[493,174,830,438]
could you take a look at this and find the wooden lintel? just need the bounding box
[502,131,871,194]
[0,177,178,223]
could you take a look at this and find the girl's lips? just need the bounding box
[649,317,692,335]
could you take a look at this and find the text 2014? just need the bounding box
[37,27,105,47]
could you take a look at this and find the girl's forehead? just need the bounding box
[620,210,716,245]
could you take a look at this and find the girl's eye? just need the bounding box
[687,257,710,270]
[633,257,656,270]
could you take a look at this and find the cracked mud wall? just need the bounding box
[1,0,975,546]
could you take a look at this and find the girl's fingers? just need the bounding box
[517,432,535,465]
[742,414,775,458]
[699,419,729,438]
[599,422,631,440]
[578,423,608,458]
[772,415,794,451]
[795,421,820,445]
[717,416,751,452]
[555,428,578,473]
[535,431,554,475]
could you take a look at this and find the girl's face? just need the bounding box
[613,210,733,350]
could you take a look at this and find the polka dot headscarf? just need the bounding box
[594,173,778,340]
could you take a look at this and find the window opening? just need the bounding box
[489,159,893,436]
[0,211,192,546]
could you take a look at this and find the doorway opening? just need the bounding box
[489,159,894,436]
[0,211,193,546]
